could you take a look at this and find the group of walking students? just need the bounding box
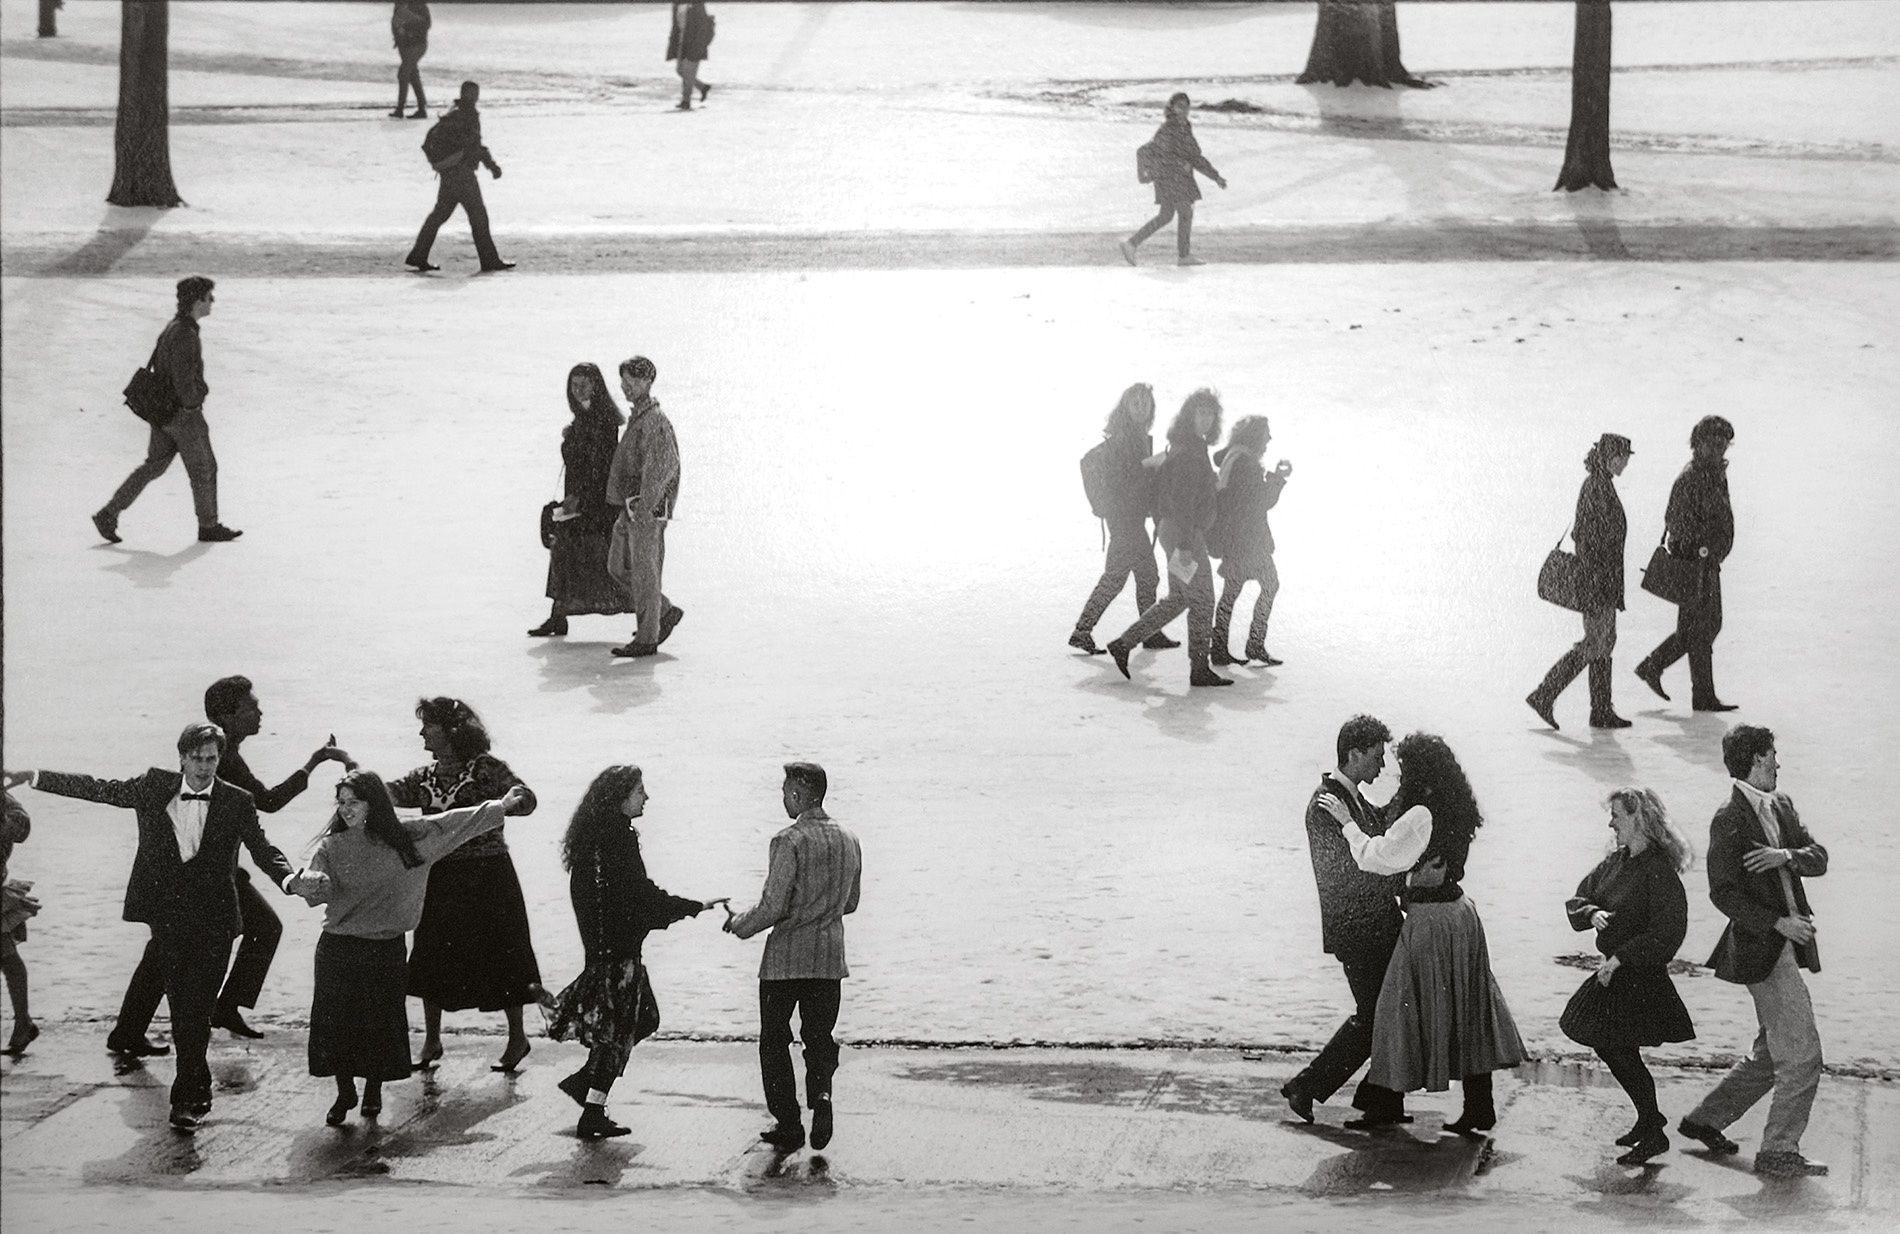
[1,687,863,1151]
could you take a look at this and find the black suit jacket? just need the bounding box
[37,768,295,937]
[1705,786,1826,984]
[1303,774,1404,957]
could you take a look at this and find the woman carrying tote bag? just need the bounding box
[1527,433,1633,730]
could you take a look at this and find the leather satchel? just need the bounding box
[122,346,178,426]
[1640,533,1702,606]
[1537,530,1588,613]
[539,501,560,549]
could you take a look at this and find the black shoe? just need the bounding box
[405,258,440,273]
[326,1093,356,1126]
[1280,1082,1314,1124]
[388,109,406,118]
[698,82,712,102]
[1106,639,1132,679]
[528,616,569,637]
[1616,1114,1664,1147]
[578,1104,631,1139]
[491,1038,531,1073]
[611,640,659,658]
[3,1022,40,1056]
[1210,643,1241,667]
[759,1122,805,1150]
[1444,1111,1496,1138]
[557,1070,591,1108]
[197,523,242,542]
[1244,644,1282,666]
[211,1006,264,1039]
[1189,663,1233,688]
[674,101,693,112]
[107,1034,170,1057]
[1590,712,1634,729]
[1343,1112,1412,1131]
[1634,663,1670,701]
[810,1100,834,1150]
[1677,1117,1740,1155]
[1693,699,1739,713]
[1754,1149,1828,1177]
[1617,1129,1670,1165]
[410,108,428,120]
[479,261,517,272]
[1525,692,1560,730]
[359,1096,382,1119]
[169,1106,202,1133]
[1068,630,1103,655]
[657,605,685,646]
[1141,633,1181,650]
[92,510,122,544]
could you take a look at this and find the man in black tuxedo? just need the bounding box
[1678,724,1830,1177]
[107,678,351,1051]
[6,723,313,1131]
[1281,714,1413,1129]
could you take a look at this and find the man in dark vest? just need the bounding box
[405,80,513,273]
[1635,415,1737,711]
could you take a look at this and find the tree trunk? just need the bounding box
[1297,1,1429,89]
[1555,0,1617,191]
[108,1,183,208]
[39,0,61,38]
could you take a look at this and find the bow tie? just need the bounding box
[180,792,212,802]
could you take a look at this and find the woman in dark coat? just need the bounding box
[1564,786,1696,1165]
[1106,389,1230,687]
[530,364,633,637]
[1208,415,1290,667]
[390,2,431,119]
[1070,383,1176,656]
[388,697,541,1071]
[544,765,719,1138]
[1,791,39,1056]
[1528,432,1633,730]
[1121,92,1226,267]
[667,1,715,111]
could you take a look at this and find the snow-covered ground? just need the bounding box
[2,4,1896,1074]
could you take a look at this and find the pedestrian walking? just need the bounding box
[1562,787,1696,1165]
[544,766,723,1139]
[406,80,513,273]
[1208,415,1289,667]
[1281,715,1410,1129]
[92,277,242,545]
[1634,416,1737,712]
[387,697,541,1072]
[1070,383,1173,656]
[1,791,40,1056]
[294,772,526,1126]
[109,676,354,1052]
[38,0,59,38]
[390,2,431,119]
[605,356,684,659]
[1677,724,1830,1177]
[1529,433,1634,730]
[530,364,635,637]
[726,762,862,1152]
[4,725,316,1131]
[1106,389,1230,687]
[1316,732,1526,1135]
[667,1,715,111]
[1120,92,1226,267]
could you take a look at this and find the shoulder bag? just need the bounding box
[1639,531,1702,606]
[1537,526,1588,612]
[122,340,178,426]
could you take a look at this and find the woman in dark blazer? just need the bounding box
[544,765,718,1138]
[1106,389,1229,687]
[1208,414,1290,667]
[1529,432,1633,730]
[530,364,632,637]
[1564,786,1696,1164]
[667,1,714,111]
[1071,383,1172,656]
[1120,92,1226,267]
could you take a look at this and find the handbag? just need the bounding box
[1537,528,1589,613]
[122,343,178,426]
[1639,532,1702,606]
[539,462,566,549]
[1557,970,1617,1048]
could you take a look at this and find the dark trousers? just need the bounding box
[102,406,218,527]
[1131,201,1195,257]
[149,926,233,1110]
[1075,517,1158,633]
[407,169,501,268]
[116,871,279,1038]
[396,46,427,112]
[1293,942,1404,1118]
[1639,571,1724,705]
[1117,547,1214,660]
[759,979,842,1128]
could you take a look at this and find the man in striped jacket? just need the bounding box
[726,762,862,1152]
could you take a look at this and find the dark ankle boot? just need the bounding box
[578,1103,630,1139]
[1445,1073,1496,1136]
[1209,625,1239,666]
[1189,657,1233,688]
[1588,659,1631,727]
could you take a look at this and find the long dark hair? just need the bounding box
[321,770,424,869]
[1165,388,1224,447]
[1392,732,1483,848]
[565,362,623,432]
[562,764,641,873]
[416,696,491,762]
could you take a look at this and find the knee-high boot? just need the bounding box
[1588,658,1631,728]
[1211,578,1242,666]
[1526,647,1588,728]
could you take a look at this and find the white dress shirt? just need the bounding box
[1340,804,1434,876]
[169,784,213,862]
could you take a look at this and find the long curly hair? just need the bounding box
[1392,732,1483,844]
[561,765,642,873]
[318,770,423,869]
[1165,388,1224,446]
[1102,383,1156,438]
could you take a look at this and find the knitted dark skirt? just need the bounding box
[309,933,412,1081]
[407,854,543,1011]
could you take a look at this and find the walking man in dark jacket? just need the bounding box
[1635,416,1737,711]
[406,80,513,273]
[93,277,241,545]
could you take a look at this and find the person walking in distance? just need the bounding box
[667,1,715,112]
[529,364,634,637]
[406,80,513,273]
[1677,725,1830,1177]
[4,725,317,1132]
[1120,92,1226,268]
[1106,389,1230,687]
[606,357,684,659]
[1281,715,1410,1130]
[1208,415,1290,667]
[92,278,241,545]
[1,792,41,1055]
[390,3,431,119]
[1528,433,1634,730]
[1070,383,1174,656]
[1634,416,1737,712]
[726,763,862,1152]
[107,677,353,1053]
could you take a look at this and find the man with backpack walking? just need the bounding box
[405,80,513,273]
[93,277,241,545]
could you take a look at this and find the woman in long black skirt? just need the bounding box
[543,765,719,1137]
[299,771,526,1125]
[1564,786,1696,1164]
[388,697,540,1071]
[529,363,632,637]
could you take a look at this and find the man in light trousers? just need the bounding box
[605,355,683,658]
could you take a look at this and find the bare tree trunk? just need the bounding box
[108,1,183,208]
[39,0,61,38]
[1297,1,1432,89]
[1556,0,1617,191]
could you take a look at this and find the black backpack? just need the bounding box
[421,115,461,170]
[1080,439,1115,518]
